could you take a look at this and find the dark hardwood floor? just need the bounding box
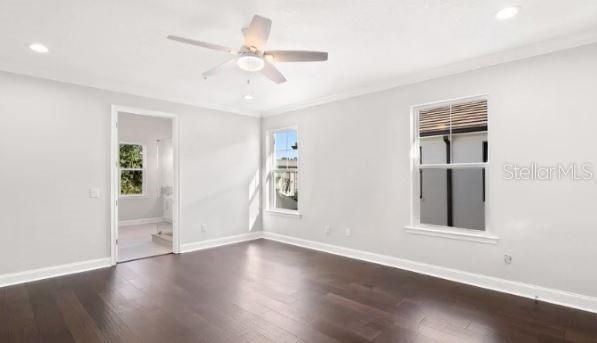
[1,239,596,343]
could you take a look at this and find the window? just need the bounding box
[120,143,145,196]
[414,97,488,231]
[269,128,299,212]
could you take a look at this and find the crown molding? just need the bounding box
[261,28,597,117]
[3,27,597,119]
[0,66,261,118]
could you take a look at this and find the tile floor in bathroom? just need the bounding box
[118,222,172,262]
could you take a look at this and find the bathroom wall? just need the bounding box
[158,138,174,222]
[118,113,172,222]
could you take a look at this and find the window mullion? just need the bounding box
[418,162,487,169]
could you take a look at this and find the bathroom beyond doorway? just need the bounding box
[111,107,180,263]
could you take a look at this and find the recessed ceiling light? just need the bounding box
[243,94,254,101]
[29,43,49,54]
[496,6,520,20]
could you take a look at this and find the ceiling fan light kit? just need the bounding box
[237,55,265,72]
[167,14,328,84]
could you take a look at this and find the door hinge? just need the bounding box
[115,200,118,206]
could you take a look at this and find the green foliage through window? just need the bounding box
[121,170,143,195]
[120,144,143,195]
[120,144,143,168]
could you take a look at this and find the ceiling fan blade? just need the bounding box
[261,62,286,84]
[244,15,272,50]
[265,50,328,62]
[202,58,238,78]
[167,35,237,54]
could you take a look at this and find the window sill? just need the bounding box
[404,225,499,245]
[265,209,302,218]
[119,195,149,200]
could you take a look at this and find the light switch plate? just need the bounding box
[89,188,100,198]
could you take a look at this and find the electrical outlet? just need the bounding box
[201,224,207,233]
[345,227,352,237]
[324,225,331,236]
[504,254,512,264]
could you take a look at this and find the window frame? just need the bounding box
[266,126,301,217]
[119,142,147,198]
[408,94,498,244]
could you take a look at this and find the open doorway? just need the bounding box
[110,106,180,264]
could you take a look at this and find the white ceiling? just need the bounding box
[1,0,597,116]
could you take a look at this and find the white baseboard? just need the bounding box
[180,232,264,253]
[4,231,595,314]
[0,258,111,288]
[119,217,164,226]
[262,232,597,314]
[0,231,262,288]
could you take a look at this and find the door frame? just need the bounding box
[110,105,181,265]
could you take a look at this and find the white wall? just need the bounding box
[0,71,261,275]
[261,43,597,298]
[118,113,171,221]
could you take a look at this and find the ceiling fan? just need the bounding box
[167,15,328,84]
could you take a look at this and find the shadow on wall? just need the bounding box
[181,176,261,241]
[179,131,260,239]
